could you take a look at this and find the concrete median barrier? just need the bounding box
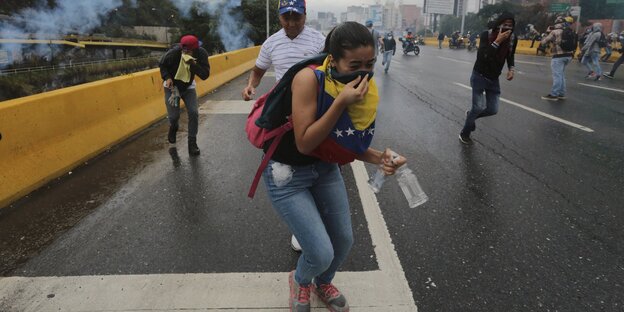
[423,37,621,61]
[0,46,260,209]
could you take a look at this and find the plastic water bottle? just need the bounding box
[368,168,386,193]
[367,153,428,208]
[395,166,428,208]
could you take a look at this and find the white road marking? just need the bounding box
[578,82,624,94]
[437,56,472,64]
[453,83,594,133]
[515,60,544,65]
[199,100,252,114]
[0,104,418,311]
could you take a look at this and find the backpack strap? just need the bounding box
[248,118,292,198]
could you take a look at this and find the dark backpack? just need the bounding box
[597,32,608,48]
[560,28,578,52]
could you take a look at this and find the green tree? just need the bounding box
[241,0,281,45]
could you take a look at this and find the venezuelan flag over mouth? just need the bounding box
[309,56,379,165]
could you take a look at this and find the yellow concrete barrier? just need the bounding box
[0,46,260,208]
[423,37,621,61]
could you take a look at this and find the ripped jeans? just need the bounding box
[263,160,353,287]
[461,71,501,135]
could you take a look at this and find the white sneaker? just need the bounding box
[291,235,302,252]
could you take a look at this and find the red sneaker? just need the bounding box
[313,283,350,312]
[289,271,311,312]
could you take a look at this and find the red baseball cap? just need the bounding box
[180,35,201,50]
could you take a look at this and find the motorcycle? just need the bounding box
[399,38,420,55]
[448,36,466,49]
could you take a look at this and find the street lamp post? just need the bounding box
[266,0,270,40]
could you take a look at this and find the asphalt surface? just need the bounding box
[1,44,623,311]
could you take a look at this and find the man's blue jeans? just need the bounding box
[550,56,571,96]
[462,71,500,134]
[164,87,199,139]
[582,51,602,76]
[263,160,353,286]
[382,51,393,72]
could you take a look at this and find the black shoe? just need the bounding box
[458,132,472,144]
[188,138,200,156]
[168,125,178,143]
[603,73,614,79]
[557,95,567,100]
[541,94,559,101]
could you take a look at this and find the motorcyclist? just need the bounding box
[403,31,415,49]
[451,31,460,47]
[468,31,478,48]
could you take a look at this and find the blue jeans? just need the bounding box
[462,71,500,134]
[582,51,602,76]
[164,87,199,139]
[382,51,393,72]
[263,160,354,286]
[550,56,571,96]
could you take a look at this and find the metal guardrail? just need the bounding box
[0,56,159,75]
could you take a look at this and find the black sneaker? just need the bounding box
[557,95,567,100]
[168,124,178,143]
[458,132,472,144]
[188,138,200,156]
[603,73,614,79]
[541,94,559,101]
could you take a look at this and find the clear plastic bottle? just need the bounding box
[367,153,428,208]
[395,166,428,208]
[368,168,386,193]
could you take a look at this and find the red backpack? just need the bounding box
[245,55,326,198]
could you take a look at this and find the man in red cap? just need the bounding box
[159,34,210,155]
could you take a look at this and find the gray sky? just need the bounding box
[306,0,480,18]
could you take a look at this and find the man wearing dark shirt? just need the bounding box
[459,12,517,144]
[159,35,210,155]
[381,32,396,73]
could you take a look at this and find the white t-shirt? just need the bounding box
[256,26,326,81]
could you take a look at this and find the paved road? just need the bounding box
[1,44,623,311]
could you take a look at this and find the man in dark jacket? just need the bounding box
[381,32,396,73]
[159,34,210,155]
[459,12,517,144]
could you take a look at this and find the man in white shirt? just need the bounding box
[242,0,325,252]
[241,0,325,100]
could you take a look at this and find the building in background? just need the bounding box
[399,4,423,32]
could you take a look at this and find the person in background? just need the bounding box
[603,31,624,79]
[381,31,396,74]
[159,34,210,156]
[600,33,615,62]
[365,19,383,58]
[541,16,575,101]
[459,12,517,144]
[580,23,604,81]
[438,32,445,49]
[241,0,325,253]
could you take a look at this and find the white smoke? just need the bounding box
[0,0,135,67]
[170,0,251,51]
[0,0,128,38]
